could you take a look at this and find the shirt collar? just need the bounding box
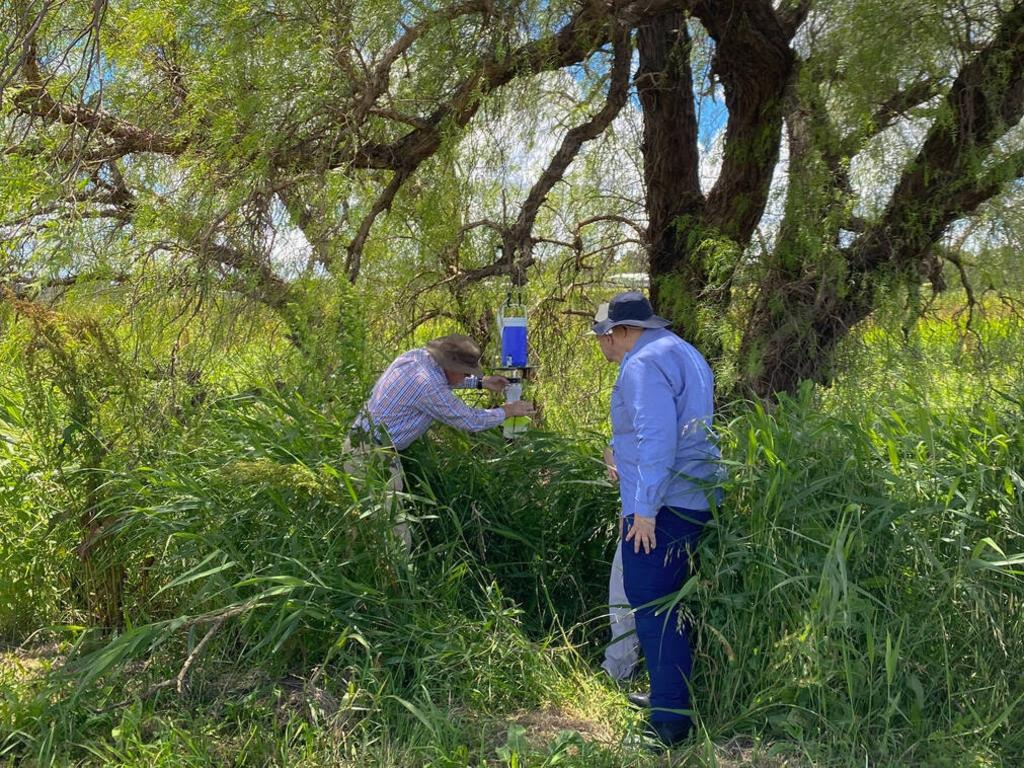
[620,327,660,366]
[418,347,449,386]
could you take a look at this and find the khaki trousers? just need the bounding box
[342,438,411,552]
[602,536,640,681]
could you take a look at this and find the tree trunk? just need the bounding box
[637,13,705,343]
[641,3,794,363]
[739,1,1024,398]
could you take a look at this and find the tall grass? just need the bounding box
[0,345,78,639]
[696,385,1024,763]
[2,306,1023,766]
[2,386,620,766]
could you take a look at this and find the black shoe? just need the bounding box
[651,718,692,748]
[627,691,650,708]
[622,718,692,752]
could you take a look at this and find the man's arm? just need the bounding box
[417,379,506,433]
[451,376,479,390]
[603,444,618,482]
[452,375,510,392]
[620,360,678,519]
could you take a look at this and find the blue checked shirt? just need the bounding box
[353,348,505,450]
[610,328,721,517]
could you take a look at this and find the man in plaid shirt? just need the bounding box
[348,334,535,549]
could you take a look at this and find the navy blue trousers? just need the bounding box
[622,506,709,725]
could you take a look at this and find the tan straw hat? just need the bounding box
[425,334,485,377]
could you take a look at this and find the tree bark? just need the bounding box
[739,2,1024,398]
[642,1,794,360]
[637,13,705,339]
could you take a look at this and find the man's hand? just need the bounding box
[625,515,657,554]
[603,445,618,483]
[482,375,510,393]
[502,400,535,418]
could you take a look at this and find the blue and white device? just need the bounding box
[497,294,530,437]
[500,315,528,368]
[497,295,528,369]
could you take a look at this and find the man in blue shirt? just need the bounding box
[593,291,721,749]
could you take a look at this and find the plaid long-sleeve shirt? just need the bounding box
[353,348,504,450]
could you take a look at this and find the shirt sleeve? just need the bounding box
[619,359,678,518]
[417,378,504,433]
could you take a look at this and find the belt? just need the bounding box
[348,420,392,449]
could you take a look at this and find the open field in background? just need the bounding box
[1,298,1023,767]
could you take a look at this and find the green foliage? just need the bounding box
[806,0,953,128]
[695,385,1024,763]
[0,355,76,638]
[406,429,618,640]
[654,216,741,362]
[0,382,608,765]
[3,285,1024,766]
[6,3,1024,763]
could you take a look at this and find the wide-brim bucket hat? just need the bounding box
[591,291,671,335]
[425,334,485,376]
